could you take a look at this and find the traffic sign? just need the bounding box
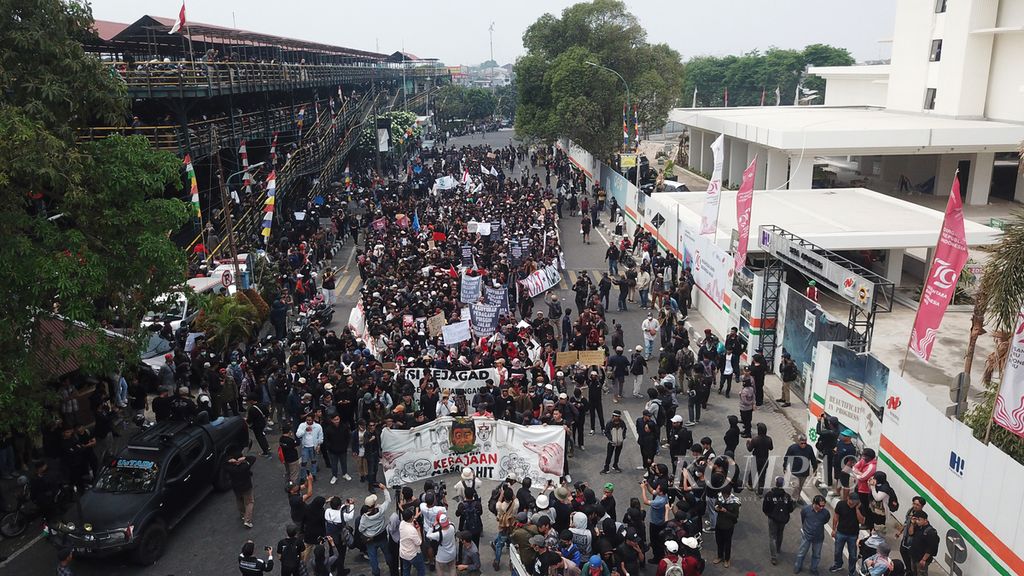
[221,270,234,287]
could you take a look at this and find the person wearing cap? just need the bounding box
[168,385,197,423]
[834,427,858,500]
[323,412,351,484]
[656,540,685,576]
[600,410,628,474]
[586,369,606,433]
[607,345,629,403]
[806,279,819,302]
[784,434,819,503]
[599,483,617,520]
[510,513,540,570]
[454,467,480,504]
[151,385,174,423]
[358,484,394,576]
[667,414,693,477]
[580,554,608,576]
[425,511,457,576]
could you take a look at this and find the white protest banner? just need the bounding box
[381,416,565,486]
[435,175,457,190]
[699,134,725,235]
[518,264,562,298]
[442,320,471,346]
[460,273,482,304]
[402,367,500,395]
[426,312,446,338]
[476,222,491,236]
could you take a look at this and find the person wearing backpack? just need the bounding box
[276,523,306,576]
[657,540,685,576]
[456,487,484,547]
[630,346,648,399]
[908,511,939,575]
[762,476,795,566]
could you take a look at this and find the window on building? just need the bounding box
[924,88,937,110]
[930,40,943,62]
[935,0,947,13]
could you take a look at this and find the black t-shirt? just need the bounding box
[276,536,305,569]
[552,500,571,532]
[279,434,299,463]
[152,395,173,422]
[227,456,255,492]
[615,541,642,575]
[834,501,860,535]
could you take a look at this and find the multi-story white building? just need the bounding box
[671,0,1024,206]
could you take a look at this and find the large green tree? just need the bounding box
[682,44,853,107]
[433,85,499,123]
[514,0,685,157]
[0,0,189,434]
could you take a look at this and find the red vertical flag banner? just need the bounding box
[733,156,757,272]
[908,175,969,361]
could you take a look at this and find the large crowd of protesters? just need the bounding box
[8,132,931,576]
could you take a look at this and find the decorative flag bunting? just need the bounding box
[184,154,200,221]
[994,304,1024,439]
[238,140,251,195]
[344,164,352,190]
[724,87,729,107]
[261,170,276,241]
[168,3,185,34]
[908,175,969,361]
[622,103,629,151]
[733,156,757,272]
[269,132,278,166]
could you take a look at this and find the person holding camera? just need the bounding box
[425,512,457,576]
[398,506,426,576]
[639,478,669,563]
[237,540,274,575]
[358,484,393,576]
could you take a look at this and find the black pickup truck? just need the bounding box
[47,415,250,565]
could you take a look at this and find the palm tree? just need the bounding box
[961,146,1024,462]
[200,296,259,355]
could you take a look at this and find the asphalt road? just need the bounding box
[4,130,817,576]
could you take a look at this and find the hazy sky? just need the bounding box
[90,1,896,65]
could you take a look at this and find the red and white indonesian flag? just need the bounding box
[699,134,725,235]
[169,3,186,34]
[995,305,1024,439]
[908,175,969,361]
[733,155,757,272]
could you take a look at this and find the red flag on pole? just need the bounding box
[169,3,186,34]
[907,174,969,361]
[734,156,757,272]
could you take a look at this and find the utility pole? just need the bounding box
[211,126,242,287]
[372,66,382,182]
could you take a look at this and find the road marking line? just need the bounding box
[0,534,43,568]
[345,276,361,297]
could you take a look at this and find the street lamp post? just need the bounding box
[585,61,642,224]
[584,60,630,129]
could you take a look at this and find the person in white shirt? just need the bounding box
[641,313,660,359]
[437,390,456,418]
[295,413,324,481]
[425,512,457,576]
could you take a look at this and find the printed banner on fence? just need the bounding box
[381,416,565,486]
[402,367,500,395]
[470,302,502,337]
[460,273,482,304]
[442,320,472,346]
[699,134,725,235]
[518,265,562,298]
[680,227,733,309]
[995,304,1024,439]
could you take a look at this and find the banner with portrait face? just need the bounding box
[381,416,565,486]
